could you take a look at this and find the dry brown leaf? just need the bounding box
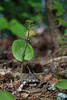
[38,75,44,80]
[44,74,52,82]
[22,93,29,99]
[49,78,58,84]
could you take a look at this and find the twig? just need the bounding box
[12,79,39,95]
[0,59,13,67]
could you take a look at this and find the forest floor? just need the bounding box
[0,28,67,100]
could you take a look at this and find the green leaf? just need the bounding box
[9,19,26,38]
[57,18,64,25]
[53,0,63,10]
[55,79,67,89]
[0,6,4,11]
[64,29,67,35]
[0,91,14,100]
[0,18,8,30]
[21,12,29,17]
[56,9,65,16]
[53,0,65,16]
[61,37,67,41]
[28,1,41,7]
[63,22,67,26]
[12,39,34,62]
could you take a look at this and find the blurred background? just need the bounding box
[0,0,47,39]
[0,0,67,38]
[0,0,67,57]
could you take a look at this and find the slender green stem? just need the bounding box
[20,39,29,80]
[58,47,63,80]
[20,23,30,80]
[56,43,63,99]
[20,62,23,80]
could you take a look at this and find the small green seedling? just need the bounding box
[12,20,34,80]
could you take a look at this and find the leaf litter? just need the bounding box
[0,30,67,100]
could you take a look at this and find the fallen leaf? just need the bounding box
[22,93,29,99]
[49,78,58,84]
[44,74,52,82]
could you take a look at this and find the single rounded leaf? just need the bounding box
[9,19,26,38]
[12,39,34,62]
[0,91,14,100]
[55,79,67,89]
